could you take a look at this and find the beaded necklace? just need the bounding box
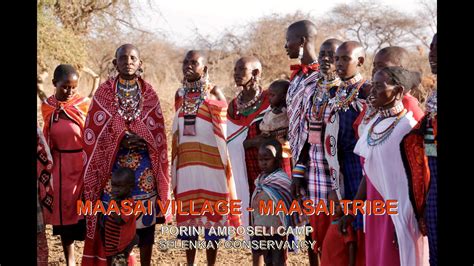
[116,77,142,123]
[235,86,263,116]
[331,73,365,112]
[367,107,407,146]
[311,77,341,121]
[379,101,405,118]
[181,76,210,136]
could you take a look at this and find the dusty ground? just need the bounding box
[45,223,311,265]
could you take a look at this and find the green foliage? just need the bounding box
[37,4,87,72]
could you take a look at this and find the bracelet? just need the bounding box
[292,163,306,178]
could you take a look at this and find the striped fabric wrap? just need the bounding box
[286,70,321,163]
[172,99,240,228]
[251,169,302,228]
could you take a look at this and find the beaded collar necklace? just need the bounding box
[181,76,210,136]
[367,106,407,146]
[235,86,263,116]
[331,73,364,112]
[311,77,341,120]
[182,76,210,115]
[379,101,405,118]
[116,77,142,123]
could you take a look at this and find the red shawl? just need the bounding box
[227,90,270,126]
[37,127,54,224]
[41,94,90,144]
[400,119,430,235]
[82,77,170,238]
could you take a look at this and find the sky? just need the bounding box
[136,0,428,46]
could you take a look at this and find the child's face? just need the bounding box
[258,146,279,174]
[111,174,134,200]
[268,86,286,108]
[335,46,361,79]
[54,74,78,101]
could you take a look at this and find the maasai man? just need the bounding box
[172,49,239,265]
[82,44,170,266]
[354,66,429,266]
[290,38,346,262]
[174,50,226,110]
[323,41,371,259]
[424,32,438,266]
[284,19,322,264]
[41,64,90,265]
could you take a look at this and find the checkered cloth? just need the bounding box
[426,156,438,266]
[338,106,364,198]
[306,94,332,205]
[338,95,366,231]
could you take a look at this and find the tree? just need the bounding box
[325,1,425,54]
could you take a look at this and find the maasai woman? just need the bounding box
[354,66,429,266]
[172,50,239,265]
[400,33,438,266]
[41,64,90,265]
[82,44,169,266]
[227,56,272,231]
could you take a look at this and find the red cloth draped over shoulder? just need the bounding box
[81,77,170,266]
[41,94,90,142]
[227,89,270,126]
[400,118,430,236]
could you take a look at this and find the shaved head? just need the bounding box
[336,41,366,79]
[185,50,207,64]
[287,20,318,40]
[321,38,343,47]
[115,43,140,58]
[236,56,262,72]
[338,41,365,58]
[376,46,409,67]
[234,56,263,87]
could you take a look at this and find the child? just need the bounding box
[244,79,293,176]
[321,190,357,266]
[250,139,298,266]
[103,167,139,266]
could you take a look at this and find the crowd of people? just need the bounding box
[36,19,438,266]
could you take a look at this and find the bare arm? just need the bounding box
[339,176,367,234]
[81,66,100,99]
[210,85,227,103]
[37,71,49,102]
